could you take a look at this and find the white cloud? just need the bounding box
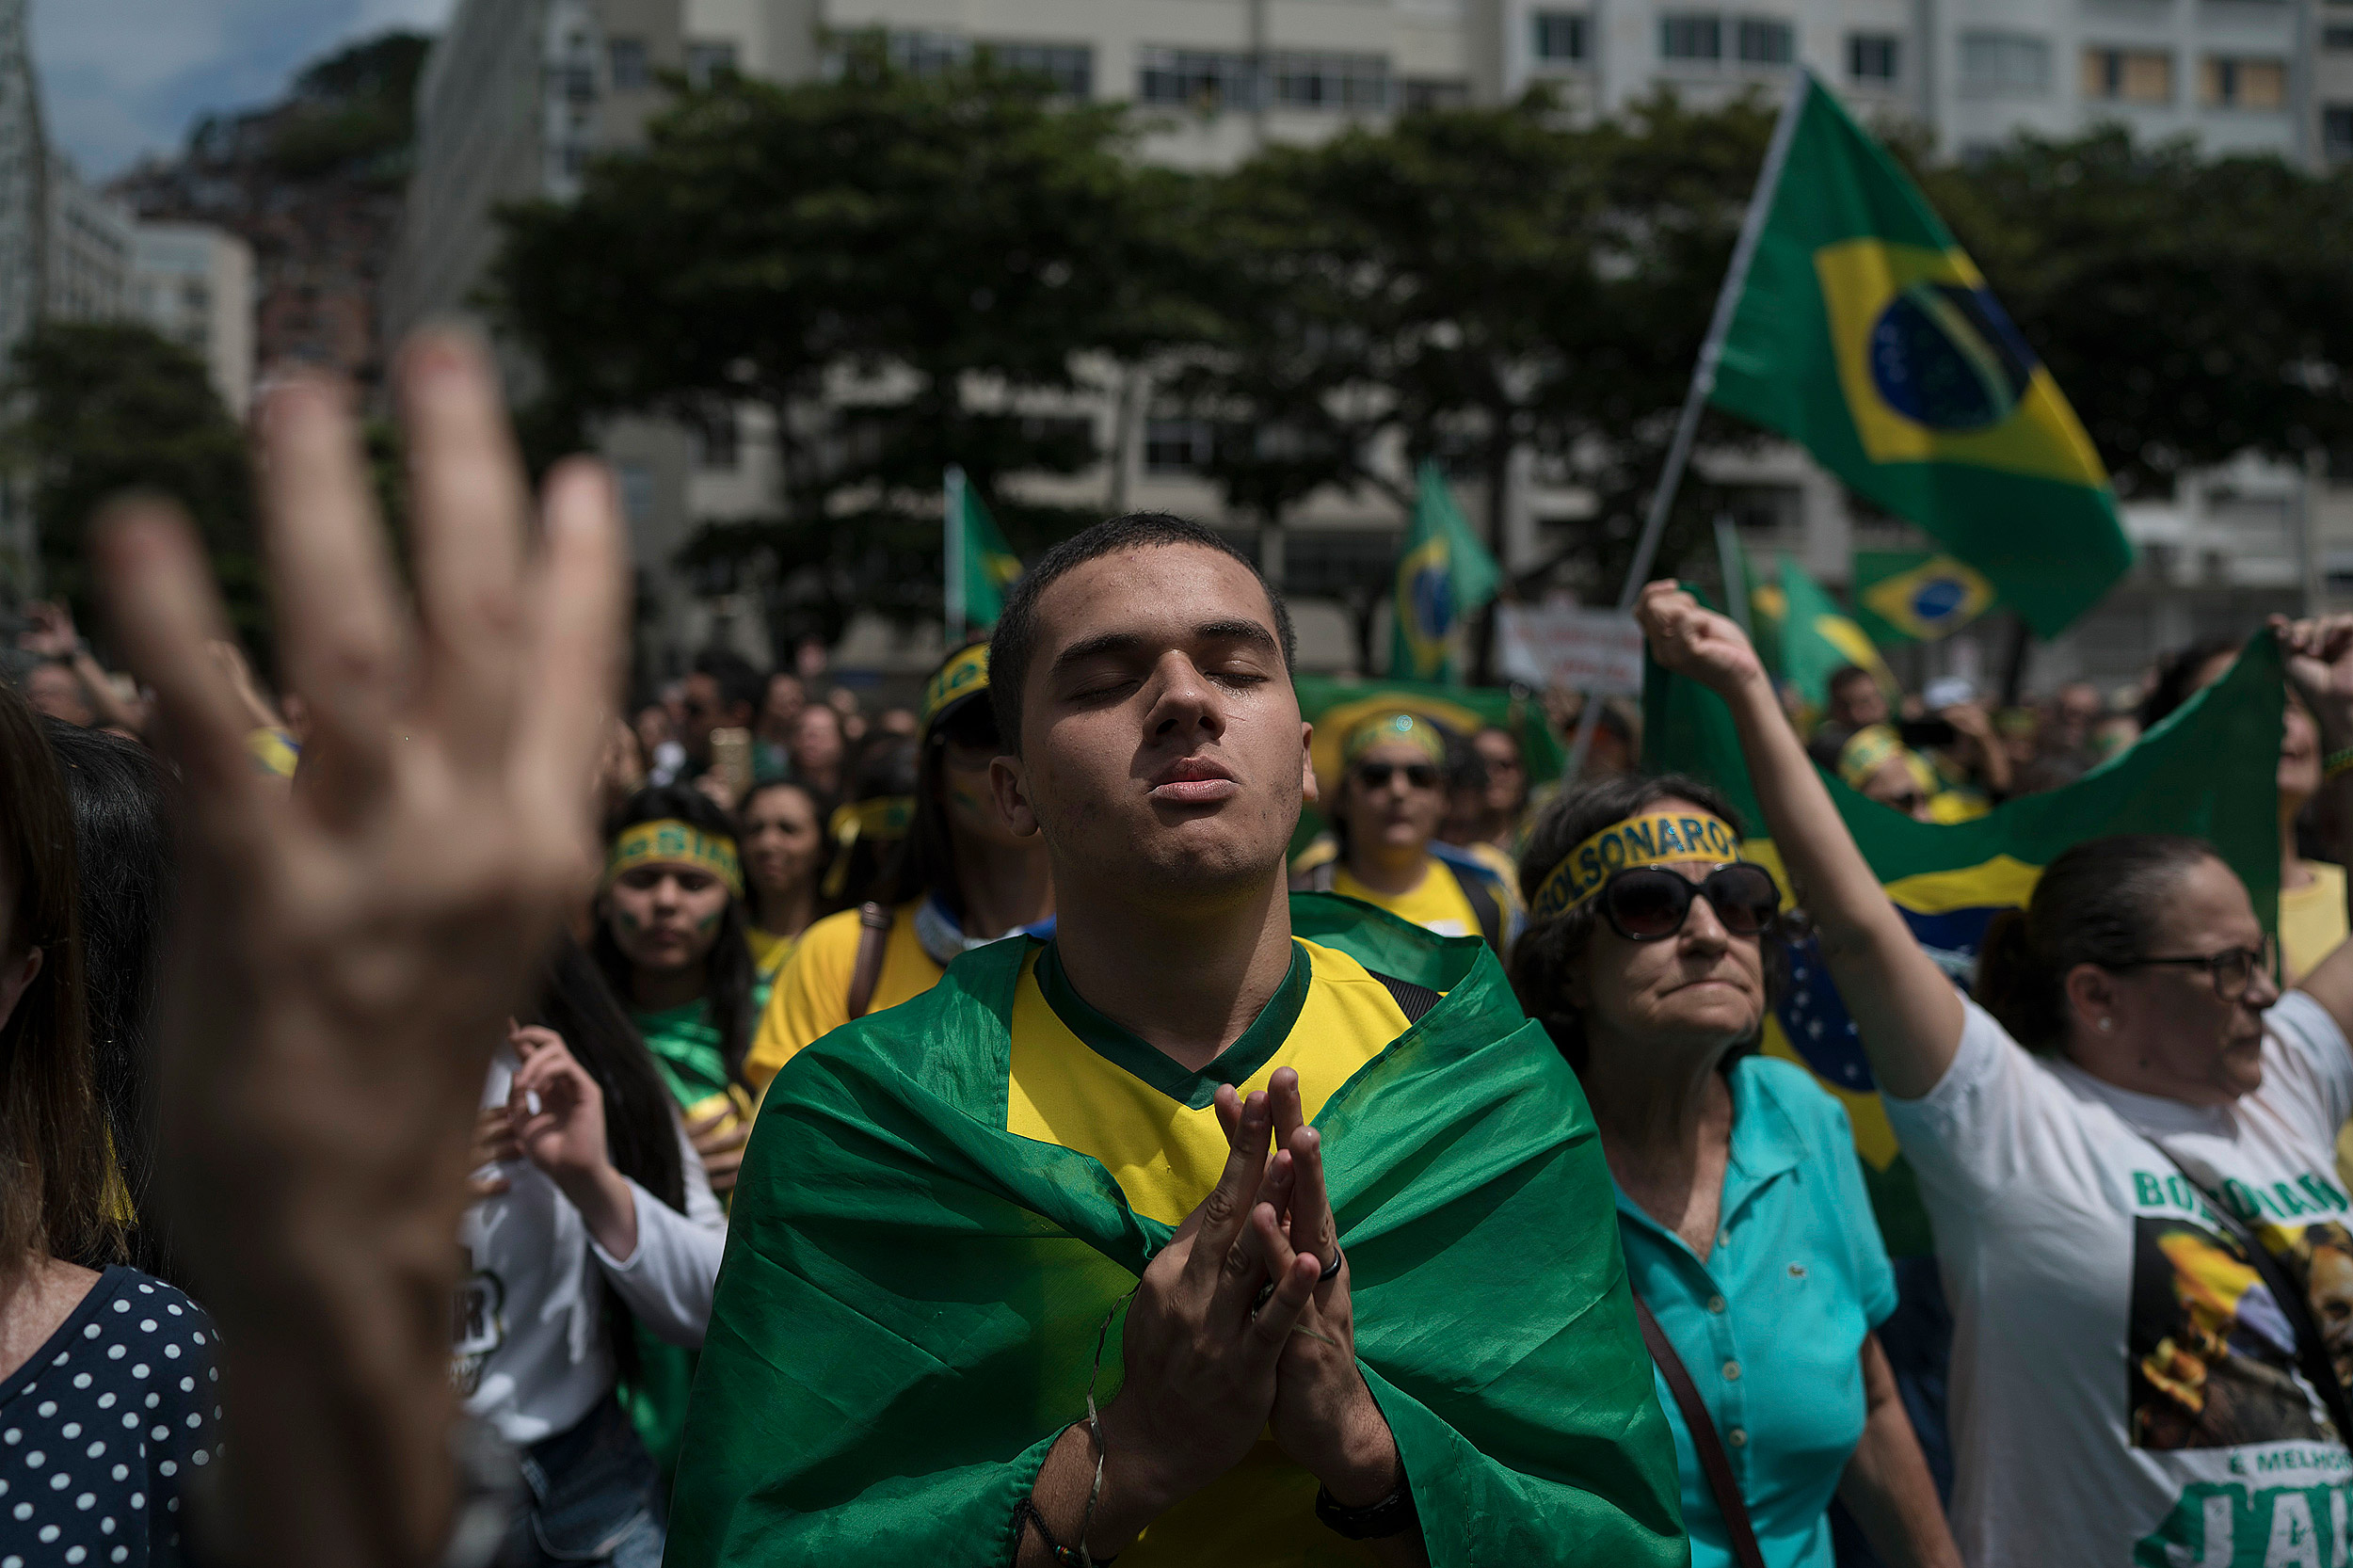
[28,0,455,178]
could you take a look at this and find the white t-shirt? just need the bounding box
[1887,991,2353,1568]
[455,1047,728,1446]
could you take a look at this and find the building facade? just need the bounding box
[392,0,2330,689]
[131,222,258,416]
[43,154,134,324]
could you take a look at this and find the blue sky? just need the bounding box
[30,0,455,180]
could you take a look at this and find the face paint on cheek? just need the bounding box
[949,786,987,814]
[697,909,723,935]
[614,908,642,934]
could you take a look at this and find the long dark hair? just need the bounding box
[0,681,116,1272]
[594,785,756,1086]
[1976,834,2222,1054]
[739,776,835,933]
[1508,772,1788,1073]
[45,721,175,1279]
[869,701,997,915]
[528,935,686,1212]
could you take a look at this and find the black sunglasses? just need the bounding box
[1357,760,1440,790]
[1598,864,1782,943]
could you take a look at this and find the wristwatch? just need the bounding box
[1314,1471,1418,1540]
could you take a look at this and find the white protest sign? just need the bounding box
[1495,601,1645,696]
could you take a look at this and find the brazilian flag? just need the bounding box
[947,465,1024,631]
[1388,460,1500,684]
[1852,551,1995,645]
[1645,625,2282,1254]
[1771,552,1896,717]
[1710,72,2132,637]
[664,897,1687,1566]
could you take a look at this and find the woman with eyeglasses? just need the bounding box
[1641,582,2353,1568]
[1507,775,1960,1568]
[1293,710,1514,952]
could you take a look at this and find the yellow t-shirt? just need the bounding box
[744,925,798,983]
[1005,936,1411,1565]
[1333,856,1481,939]
[2283,862,2348,984]
[744,902,942,1091]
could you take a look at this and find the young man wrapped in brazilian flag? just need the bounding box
[664,514,1686,1567]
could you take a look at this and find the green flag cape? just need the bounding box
[1389,459,1501,684]
[1709,72,2131,638]
[665,895,1686,1567]
[1849,550,1994,645]
[1645,626,2283,1255]
[949,468,1023,630]
[1771,553,1894,716]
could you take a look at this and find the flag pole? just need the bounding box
[944,464,966,647]
[1714,513,1752,637]
[1566,65,1813,782]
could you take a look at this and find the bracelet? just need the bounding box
[1013,1496,1115,1567]
[1314,1469,1420,1541]
[2326,745,2353,782]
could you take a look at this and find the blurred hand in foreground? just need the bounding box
[95,331,625,1568]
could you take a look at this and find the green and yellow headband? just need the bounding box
[922,645,991,738]
[1836,725,1912,792]
[821,795,914,901]
[1342,710,1446,767]
[1529,810,1743,923]
[605,819,743,899]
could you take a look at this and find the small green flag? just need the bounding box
[1709,72,2131,638]
[945,466,1023,632]
[1850,550,1995,644]
[1774,552,1895,715]
[1389,459,1500,684]
[1644,616,2284,1256]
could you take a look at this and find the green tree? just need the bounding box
[492,34,1197,648]
[4,322,260,640]
[1163,89,1776,664]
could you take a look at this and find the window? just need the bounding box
[1532,10,1591,60]
[1960,32,2051,96]
[695,410,739,472]
[1849,34,1900,83]
[2329,105,2353,163]
[1737,19,1794,63]
[558,63,597,103]
[889,31,968,76]
[686,40,737,87]
[2081,47,2172,104]
[608,38,650,90]
[1270,53,1390,110]
[1660,13,1723,60]
[1137,48,1256,110]
[986,41,1094,96]
[1144,418,1215,473]
[2328,24,2353,47]
[1401,77,1471,110]
[616,462,655,522]
[2201,56,2286,110]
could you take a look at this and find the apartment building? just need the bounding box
[388,0,2329,685]
[131,222,259,417]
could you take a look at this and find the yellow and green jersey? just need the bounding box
[1333,857,1482,941]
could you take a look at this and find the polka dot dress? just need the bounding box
[0,1267,220,1567]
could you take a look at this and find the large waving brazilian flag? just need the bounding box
[666,896,1686,1567]
[1710,72,2132,637]
[1647,626,2283,1255]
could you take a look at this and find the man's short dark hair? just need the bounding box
[989,513,1296,751]
[691,648,765,719]
[1826,664,1876,698]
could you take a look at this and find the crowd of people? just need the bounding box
[8,332,2353,1568]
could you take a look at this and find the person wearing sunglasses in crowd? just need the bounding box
[1641,580,2353,1568]
[1507,776,1961,1568]
[1292,711,1513,953]
[743,643,1053,1091]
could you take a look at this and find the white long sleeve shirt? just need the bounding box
[455,1045,728,1446]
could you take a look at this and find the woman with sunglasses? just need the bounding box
[1641,581,2353,1568]
[1294,710,1513,952]
[1508,776,1960,1568]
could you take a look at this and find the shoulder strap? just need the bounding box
[2151,1145,2353,1443]
[1628,1288,1768,1568]
[844,902,894,1022]
[1446,860,1505,954]
[1367,968,1442,1025]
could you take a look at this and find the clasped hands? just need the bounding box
[1056,1067,1400,1559]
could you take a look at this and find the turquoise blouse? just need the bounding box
[1613,1055,1897,1568]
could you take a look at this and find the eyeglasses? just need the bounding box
[1597,863,1782,943]
[2125,937,2279,1002]
[1357,761,1440,790]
